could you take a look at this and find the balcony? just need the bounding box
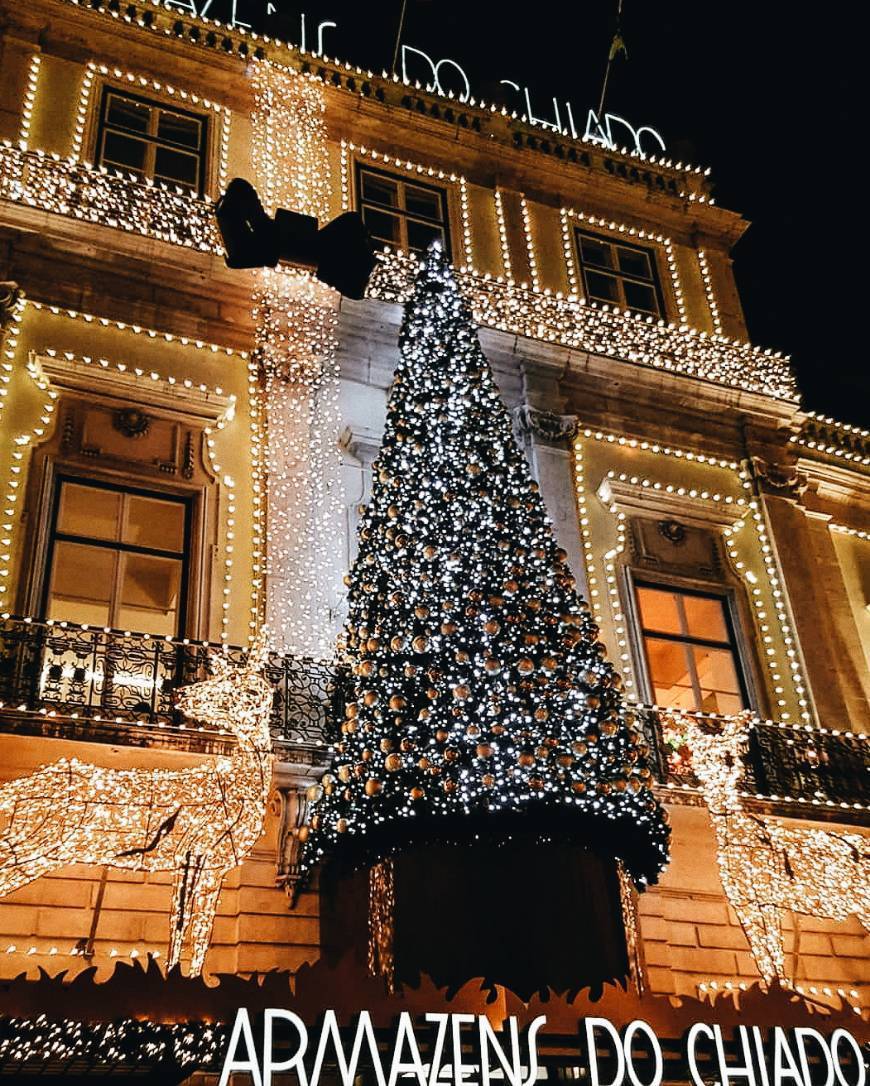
[0,142,797,403]
[0,615,339,754]
[0,617,865,816]
[640,704,870,819]
[0,141,219,254]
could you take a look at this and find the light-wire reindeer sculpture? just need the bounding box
[682,711,869,982]
[0,639,275,975]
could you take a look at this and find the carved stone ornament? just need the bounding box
[657,519,686,545]
[0,281,23,329]
[513,406,579,443]
[112,407,151,439]
[752,456,807,497]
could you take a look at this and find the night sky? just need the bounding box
[238,0,863,425]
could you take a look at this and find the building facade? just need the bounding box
[0,0,867,1035]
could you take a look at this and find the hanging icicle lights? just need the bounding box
[250,59,344,660]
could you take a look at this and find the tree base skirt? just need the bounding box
[320,839,630,1000]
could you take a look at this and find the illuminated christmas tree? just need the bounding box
[303,243,670,901]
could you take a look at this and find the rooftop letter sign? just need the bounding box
[160,2,667,156]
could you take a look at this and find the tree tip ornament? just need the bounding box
[301,242,670,888]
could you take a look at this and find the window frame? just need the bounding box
[355,162,452,259]
[94,85,210,197]
[574,227,666,317]
[628,574,753,713]
[41,475,193,637]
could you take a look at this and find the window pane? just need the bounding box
[580,237,612,269]
[585,270,620,304]
[57,483,121,541]
[154,146,198,188]
[404,185,442,221]
[106,94,150,134]
[47,542,114,626]
[623,281,659,314]
[117,554,181,636]
[101,131,147,175]
[617,246,652,279]
[683,595,730,642]
[645,637,695,709]
[363,206,401,246]
[637,587,682,635]
[157,109,201,149]
[694,646,744,713]
[124,496,185,552]
[361,172,399,207]
[406,219,444,253]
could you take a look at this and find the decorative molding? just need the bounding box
[597,476,741,530]
[32,354,235,427]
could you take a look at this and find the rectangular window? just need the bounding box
[575,229,664,316]
[43,479,190,637]
[357,164,450,257]
[96,87,208,194]
[635,583,747,714]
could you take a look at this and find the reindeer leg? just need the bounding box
[186,870,223,977]
[738,900,786,983]
[167,859,195,971]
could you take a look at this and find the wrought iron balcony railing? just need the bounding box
[0,616,339,749]
[639,704,870,813]
[0,618,866,812]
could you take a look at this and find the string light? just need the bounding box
[676,711,869,984]
[368,250,797,402]
[493,189,513,281]
[571,428,810,722]
[18,54,41,150]
[0,333,239,629]
[560,207,686,324]
[519,194,540,292]
[250,60,343,659]
[339,141,473,270]
[0,142,221,253]
[0,641,274,976]
[697,249,723,335]
[790,412,870,468]
[0,1014,224,1070]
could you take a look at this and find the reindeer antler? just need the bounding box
[246,626,273,672]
